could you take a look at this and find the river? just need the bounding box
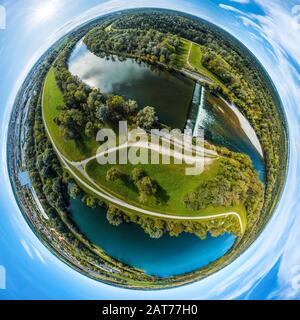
[66,39,265,277]
[69,40,194,130]
[70,197,235,277]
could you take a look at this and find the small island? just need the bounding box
[8,9,287,289]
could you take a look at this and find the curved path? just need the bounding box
[68,132,218,169]
[42,76,245,234]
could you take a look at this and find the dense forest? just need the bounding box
[84,26,181,67]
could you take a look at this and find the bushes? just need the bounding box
[136,106,158,130]
[84,28,181,66]
[131,168,158,204]
[106,167,123,182]
[107,205,124,226]
[183,155,263,230]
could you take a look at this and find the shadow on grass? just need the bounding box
[156,184,170,204]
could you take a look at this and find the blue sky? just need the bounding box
[0,0,300,300]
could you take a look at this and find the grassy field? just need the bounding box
[175,38,190,68]
[43,67,100,162]
[85,155,247,224]
[177,39,226,87]
[189,43,206,75]
[42,65,247,230]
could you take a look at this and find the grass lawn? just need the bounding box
[43,67,100,161]
[189,43,225,86]
[176,39,226,88]
[42,65,246,230]
[175,38,190,68]
[85,155,247,226]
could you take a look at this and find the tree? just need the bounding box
[74,89,87,103]
[85,122,96,138]
[96,105,110,123]
[106,167,123,182]
[136,106,158,129]
[83,196,98,208]
[125,99,138,114]
[87,89,102,110]
[107,95,125,112]
[136,176,157,196]
[107,205,123,226]
[56,109,84,139]
[131,168,145,184]
[69,184,81,199]
[43,148,55,165]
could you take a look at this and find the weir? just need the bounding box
[185,83,205,137]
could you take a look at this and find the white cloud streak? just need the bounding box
[219,4,245,15]
[230,0,250,3]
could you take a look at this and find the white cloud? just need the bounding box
[219,4,245,15]
[20,239,34,259]
[230,0,250,3]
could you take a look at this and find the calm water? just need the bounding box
[70,197,235,278]
[69,40,194,129]
[66,40,267,277]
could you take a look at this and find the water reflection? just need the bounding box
[69,40,194,129]
[70,197,236,277]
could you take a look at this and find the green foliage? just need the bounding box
[183,156,263,224]
[131,168,145,184]
[87,89,103,110]
[107,205,124,226]
[131,168,158,204]
[106,167,123,182]
[84,27,181,67]
[107,95,126,112]
[83,195,98,208]
[54,108,84,139]
[136,176,157,196]
[85,121,97,138]
[126,99,138,114]
[96,105,110,122]
[69,183,81,199]
[136,106,158,129]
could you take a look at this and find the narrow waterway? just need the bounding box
[67,39,266,277]
[70,197,235,277]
